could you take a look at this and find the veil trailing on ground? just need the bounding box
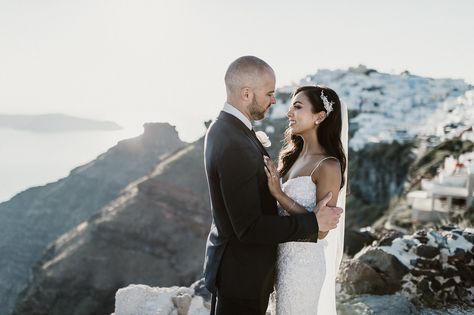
[317,99,348,314]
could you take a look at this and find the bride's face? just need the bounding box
[287,92,319,135]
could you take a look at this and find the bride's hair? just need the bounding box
[278,85,346,188]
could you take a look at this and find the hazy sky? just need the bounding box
[1,0,473,141]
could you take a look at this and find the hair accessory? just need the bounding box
[320,90,334,116]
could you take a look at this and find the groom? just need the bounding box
[203,56,342,315]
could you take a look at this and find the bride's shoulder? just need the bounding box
[320,157,340,167]
[311,156,340,171]
[311,157,341,181]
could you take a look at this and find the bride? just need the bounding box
[264,85,348,314]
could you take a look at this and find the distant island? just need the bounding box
[0,113,122,132]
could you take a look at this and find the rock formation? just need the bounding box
[12,139,210,315]
[339,226,474,308]
[0,123,185,315]
[114,279,210,315]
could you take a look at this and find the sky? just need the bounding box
[1,0,473,142]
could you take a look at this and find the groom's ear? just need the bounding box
[241,87,252,102]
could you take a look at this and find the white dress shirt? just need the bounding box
[222,102,252,130]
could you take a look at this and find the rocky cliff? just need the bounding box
[339,226,474,311]
[0,123,185,315]
[345,142,416,230]
[12,139,210,315]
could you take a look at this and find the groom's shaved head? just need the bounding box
[225,56,274,96]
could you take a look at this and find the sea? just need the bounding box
[0,126,142,203]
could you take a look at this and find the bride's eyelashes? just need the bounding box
[290,104,302,110]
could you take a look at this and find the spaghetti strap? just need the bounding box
[309,156,338,177]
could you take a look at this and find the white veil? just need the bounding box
[317,100,348,314]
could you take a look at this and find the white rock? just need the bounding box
[187,296,210,315]
[172,294,192,315]
[115,284,193,315]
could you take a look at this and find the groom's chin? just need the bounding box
[253,113,266,121]
[261,107,272,119]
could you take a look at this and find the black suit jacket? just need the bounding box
[202,111,319,300]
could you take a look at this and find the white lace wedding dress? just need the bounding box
[268,175,329,315]
[268,101,348,315]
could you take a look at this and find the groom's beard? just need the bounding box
[248,96,268,121]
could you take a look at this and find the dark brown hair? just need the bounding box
[278,85,346,188]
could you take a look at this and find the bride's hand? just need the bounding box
[263,156,283,198]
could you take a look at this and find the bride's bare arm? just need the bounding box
[272,189,309,215]
[312,159,342,239]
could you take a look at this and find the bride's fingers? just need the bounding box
[263,157,270,167]
[267,158,275,167]
[267,160,276,173]
[264,161,275,176]
[264,166,271,180]
[264,166,278,185]
[264,156,273,166]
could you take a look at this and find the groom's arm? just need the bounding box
[217,146,319,244]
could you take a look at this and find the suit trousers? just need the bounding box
[214,291,269,315]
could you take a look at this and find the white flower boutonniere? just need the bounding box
[255,131,271,147]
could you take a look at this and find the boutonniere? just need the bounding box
[255,131,271,148]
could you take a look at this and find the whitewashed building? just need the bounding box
[408,153,474,222]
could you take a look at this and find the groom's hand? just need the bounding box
[313,192,343,232]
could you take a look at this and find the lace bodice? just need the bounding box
[278,176,316,216]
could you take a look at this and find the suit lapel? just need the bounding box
[217,111,270,157]
[248,129,270,157]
